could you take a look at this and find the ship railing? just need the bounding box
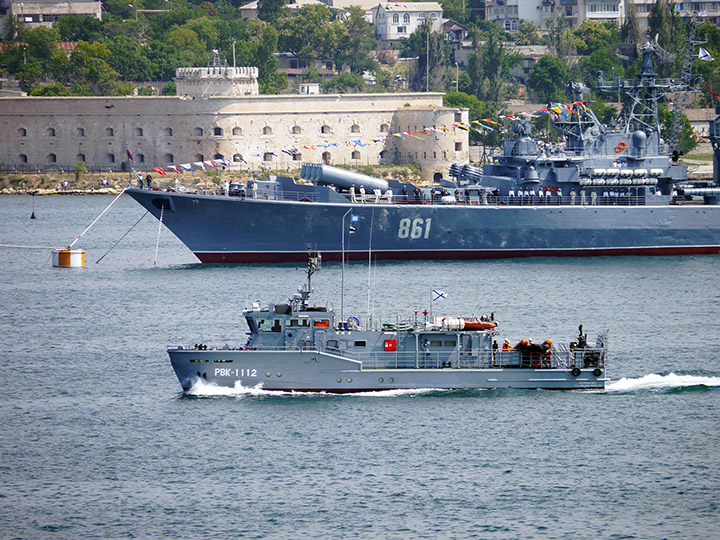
[334,194,648,207]
[324,347,605,370]
[178,343,605,369]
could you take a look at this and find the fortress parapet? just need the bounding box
[175,66,259,97]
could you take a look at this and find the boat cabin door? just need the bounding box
[314,330,326,350]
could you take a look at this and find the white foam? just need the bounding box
[187,379,269,396]
[185,380,445,397]
[606,373,720,392]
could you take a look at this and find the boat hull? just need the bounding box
[127,189,720,263]
[170,349,606,392]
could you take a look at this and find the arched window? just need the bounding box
[46,127,56,137]
[392,13,399,23]
[351,124,360,133]
[194,154,204,162]
[322,151,331,165]
[134,127,143,137]
[18,128,27,137]
[292,125,302,134]
[76,127,84,137]
[403,13,410,23]
[105,127,114,137]
[263,152,274,162]
[380,124,389,132]
[233,154,244,162]
[321,125,331,134]
[76,153,85,162]
[232,127,242,136]
[105,153,115,164]
[351,150,360,160]
[164,127,173,136]
[194,127,203,136]
[19,154,28,163]
[263,126,272,135]
[214,153,224,160]
[47,153,57,163]
[379,150,388,162]
[164,153,174,163]
[213,127,223,136]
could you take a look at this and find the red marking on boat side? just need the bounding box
[195,246,720,264]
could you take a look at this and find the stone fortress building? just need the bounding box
[0,65,469,182]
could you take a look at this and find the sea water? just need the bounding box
[0,194,719,539]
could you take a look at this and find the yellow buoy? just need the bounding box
[52,248,85,268]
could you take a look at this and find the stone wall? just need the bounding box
[0,93,469,181]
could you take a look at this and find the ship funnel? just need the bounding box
[301,163,388,192]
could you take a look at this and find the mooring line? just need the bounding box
[95,210,149,264]
[153,204,164,266]
[0,243,57,249]
[68,188,127,248]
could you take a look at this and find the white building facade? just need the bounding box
[373,2,444,44]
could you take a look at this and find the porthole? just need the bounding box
[276,372,282,377]
[337,378,342,383]
[388,377,394,383]
[346,378,353,383]
[265,372,272,377]
[378,377,384,383]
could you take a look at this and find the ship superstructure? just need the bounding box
[126,36,720,263]
[168,256,608,392]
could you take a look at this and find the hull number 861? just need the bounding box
[398,218,432,239]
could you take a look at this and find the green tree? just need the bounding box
[403,21,453,92]
[334,7,376,73]
[53,14,103,41]
[324,72,365,93]
[29,82,70,96]
[658,103,697,154]
[527,55,569,103]
[104,35,155,80]
[68,41,124,95]
[234,19,286,94]
[276,5,342,61]
[257,0,287,24]
[572,20,619,56]
[466,31,520,102]
[515,21,540,46]
[545,15,576,59]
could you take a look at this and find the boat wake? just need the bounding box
[184,379,441,398]
[606,373,720,393]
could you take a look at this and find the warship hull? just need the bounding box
[170,349,607,392]
[126,188,720,263]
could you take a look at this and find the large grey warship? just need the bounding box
[169,255,608,392]
[126,39,720,263]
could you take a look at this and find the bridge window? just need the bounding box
[259,319,282,332]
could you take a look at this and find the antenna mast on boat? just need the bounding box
[367,208,374,328]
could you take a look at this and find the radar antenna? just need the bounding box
[668,16,704,156]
